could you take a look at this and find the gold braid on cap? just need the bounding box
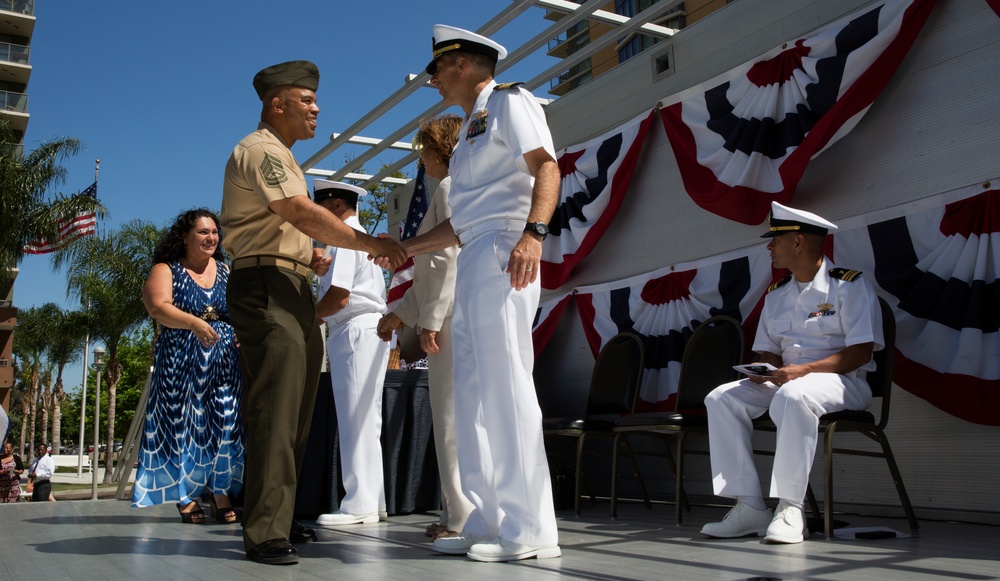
[433,43,462,59]
[769,225,802,233]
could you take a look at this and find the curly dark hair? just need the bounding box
[152,208,226,265]
[416,114,463,169]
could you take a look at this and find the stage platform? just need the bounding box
[1,498,998,580]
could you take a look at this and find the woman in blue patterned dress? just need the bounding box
[132,208,244,524]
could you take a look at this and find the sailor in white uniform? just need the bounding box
[312,179,389,527]
[400,25,562,562]
[701,201,883,544]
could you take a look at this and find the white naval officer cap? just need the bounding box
[313,179,367,204]
[761,201,838,238]
[425,24,508,75]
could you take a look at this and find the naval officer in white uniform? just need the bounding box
[312,179,389,527]
[701,201,883,544]
[400,25,562,562]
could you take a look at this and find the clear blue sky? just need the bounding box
[14,0,555,390]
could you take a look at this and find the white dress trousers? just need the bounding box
[705,372,872,502]
[450,230,559,547]
[326,312,389,515]
[321,215,390,515]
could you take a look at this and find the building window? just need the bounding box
[615,0,662,63]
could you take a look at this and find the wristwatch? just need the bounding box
[524,222,549,240]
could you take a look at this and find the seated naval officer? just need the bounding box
[701,201,883,544]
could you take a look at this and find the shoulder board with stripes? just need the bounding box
[767,275,792,292]
[494,82,524,91]
[829,268,863,282]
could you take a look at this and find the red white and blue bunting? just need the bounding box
[541,110,655,289]
[532,293,573,359]
[659,0,938,225]
[533,180,1000,425]
[538,248,775,409]
[832,180,1000,426]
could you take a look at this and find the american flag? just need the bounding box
[23,182,98,255]
[386,163,428,308]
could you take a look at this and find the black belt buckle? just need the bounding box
[198,305,228,323]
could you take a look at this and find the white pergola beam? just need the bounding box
[355,0,611,189]
[304,168,409,185]
[331,134,413,151]
[300,0,539,172]
[535,0,677,37]
[303,0,683,187]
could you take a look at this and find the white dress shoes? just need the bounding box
[466,537,562,562]
[764,501,808,544]
[431,532,488,555]
[315,511,380,526]
[700,501,773,538]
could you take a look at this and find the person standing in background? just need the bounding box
[377,114,473,540]
[133,208,243,525]
[1,439,24,503]
[28,443,54,502]
[313,180,390,528]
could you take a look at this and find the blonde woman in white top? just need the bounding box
[378,114,473,539]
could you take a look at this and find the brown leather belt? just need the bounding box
[231,255,312,279]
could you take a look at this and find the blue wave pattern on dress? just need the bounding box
[132,261,245,507]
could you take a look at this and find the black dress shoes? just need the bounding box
[290,520,317,543]
[246,538,299,565]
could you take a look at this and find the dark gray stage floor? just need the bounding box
[1,499,998,581]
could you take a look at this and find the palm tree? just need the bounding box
[10,361,30,456]
[45,308,87,454]
[0,118,105,276]
[39,365,52,451]
[354,162,408,235]
[11,303,59,462]
[55,220,163,483]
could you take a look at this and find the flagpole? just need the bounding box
[76,159,99,477]
[76,334,89,477]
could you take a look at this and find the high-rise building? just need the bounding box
[0,0,33,410]
[546,0,726,96]
[0,0,33,142]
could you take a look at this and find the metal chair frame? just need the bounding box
[609,315,745,524]
[543,331,650,516]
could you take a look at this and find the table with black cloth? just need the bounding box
[295,369,441,518]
